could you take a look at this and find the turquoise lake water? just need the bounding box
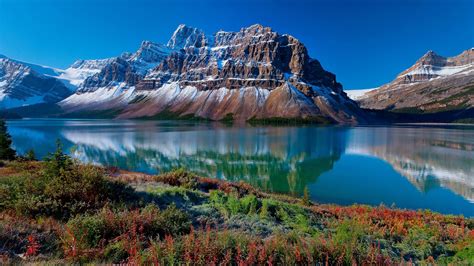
[6,119,474,216]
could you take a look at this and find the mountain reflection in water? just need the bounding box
[7,119,474,216]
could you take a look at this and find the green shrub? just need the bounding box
[104,241,128,263]
[66,204,190,251]
[67,213,110,248]
[395,226,435,261]
[0,161,136,220]
[209,190,227,205]
[25,149,36,161]
[154,168,198,189]
[302,186,311,206]
[451,242,474,263]
[333,219,366,264]
[43,140,73,178]
[259,199,271,219]
[226,196,241,216]
[240,194,258,215]
[210,191,260,217]
[157,204,191,236]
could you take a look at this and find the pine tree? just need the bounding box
[25,149,36,161]
[0,120,16,160]
[302,186,311,206]
[44,139,72,177]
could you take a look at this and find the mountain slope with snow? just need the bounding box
[0,55,72,109]
[345,88,377,100]
[0,53,118,110]
[61,24,367,124]
[356,48,474,113]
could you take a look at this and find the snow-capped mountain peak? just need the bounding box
[0,56,71,109]
[397,49,474,83]
[60,24,367,124]
[353,48,474,113]
[167,24,208,49]
[131,41,172,63]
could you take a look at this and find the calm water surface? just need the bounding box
[6,119,474,216]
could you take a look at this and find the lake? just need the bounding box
[6,119,474,217]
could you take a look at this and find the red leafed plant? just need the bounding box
[25,234,40,257]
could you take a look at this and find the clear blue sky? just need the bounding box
[0,0,472,89]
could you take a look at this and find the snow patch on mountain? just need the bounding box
[61,82,134,106]
[0,92,45,109]
[346,88,377,100]
[56,59,115,89]
[400,64,473,78]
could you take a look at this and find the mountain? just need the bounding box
[0,55,72,109]
[60,24,366,124]
[56,58,117,89]
[346,88,377,101]
[0,53,115,110]
[354,48,474,115]
[59,40,173,113]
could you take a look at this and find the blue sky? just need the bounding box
[0,0,472,89]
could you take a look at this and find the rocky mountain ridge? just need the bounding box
[60,24,365,123]
[0,55,71,109]
[355,48,474,114]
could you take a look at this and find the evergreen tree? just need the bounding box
[25,149,36,161]
[302,186,311,206]
[0,120,16,160]
[44,139,72,177]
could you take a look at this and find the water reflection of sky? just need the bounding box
[7,119,474,216]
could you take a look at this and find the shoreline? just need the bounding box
[1,159,473,264]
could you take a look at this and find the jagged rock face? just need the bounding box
[61,24,366,123]
[142,24,341,93]
[0,56,71,109]
[357,48,474,112]
[72,41,172,96]
[167,24,209,49]
[78,57,140,92]
[57,58,117,89]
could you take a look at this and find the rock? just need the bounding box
[357,48,474,113]
[0,56,71,109]
[61,24,366,124]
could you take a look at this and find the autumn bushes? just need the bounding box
[0,152,473,264]
[0,156,135,220]
[62,204,190,263]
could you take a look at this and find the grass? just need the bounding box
[0,155,473,264]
